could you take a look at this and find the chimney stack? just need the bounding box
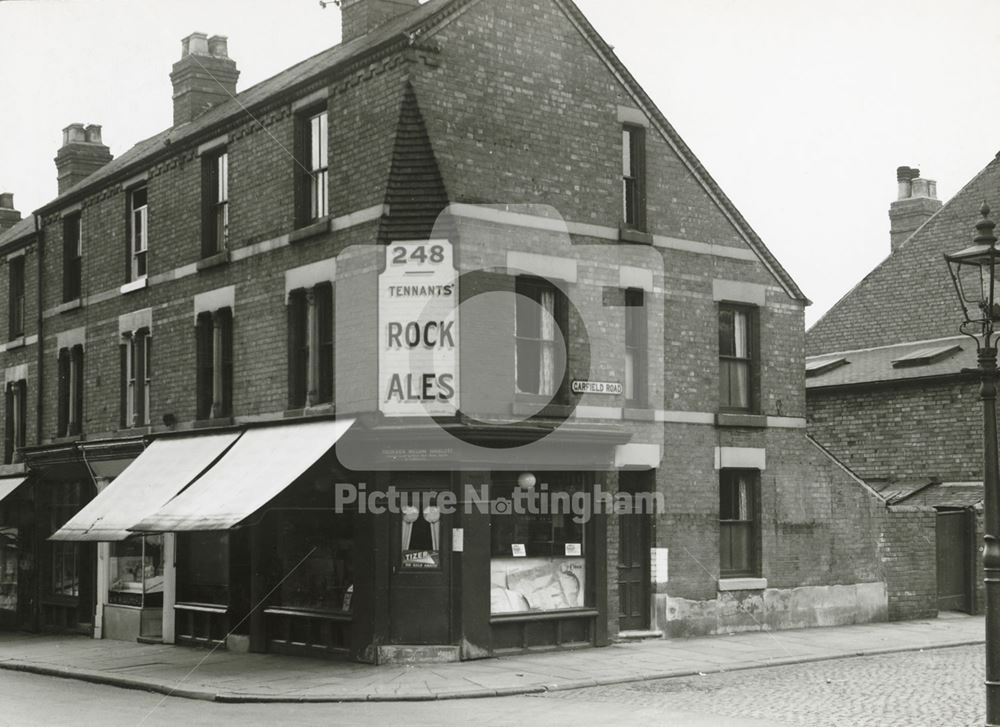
[170,33,240,127]
[54,124,113,194]
[0,193,21,233]
[340,0,421,44]
[889,165,942,253]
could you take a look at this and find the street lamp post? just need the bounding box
[945,203,1000,726]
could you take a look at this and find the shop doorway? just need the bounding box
[936,508,974,613]
[617,471,652,631]
[389,489,451,644]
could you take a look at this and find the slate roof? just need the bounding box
[807,155,1000,356]
[0,216,35,251]
[805,335,974,388]
[880,480,983,508]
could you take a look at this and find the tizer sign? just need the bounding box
[379,240,459,417]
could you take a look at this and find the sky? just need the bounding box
[2,0,999,327]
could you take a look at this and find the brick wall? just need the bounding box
[882,505,938,620]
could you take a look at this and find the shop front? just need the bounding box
[0,474,31,631]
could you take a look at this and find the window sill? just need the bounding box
[715,412,768,429]
[718,577,767,592]
[289,217,331,244]
[5,336,25,350]
[623,407,656,421]
[51,434,84,445]
[56,299,83,314]
[120,277,148,295]
[193,417,235,429]
[284,403,335,418]
[117,425,154,437]
[619,225,653,245]
[491,607,599,624]
[196,250,230,272]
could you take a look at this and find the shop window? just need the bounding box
[63,213,82,303]
[120,329,151,428]
[56,345,84,438]
[177,531,229,605]
[274,510,354,612]
[7,255,24,340]
[719,469,760,578]
[296,109,329,226]
[0,525,17,612]
[108,535,164,608]
[719,305,758,412]
[624,288,647,406]
[490,479,587,614]
[195,308,233,420]
[400,494,441,570]
[49,482,82,598]
[515,277,567,400]
[127,186,148,282]
[622,125,646,231]
[202,150,229,257]
[3,379,26,465]
[287,283,334,409]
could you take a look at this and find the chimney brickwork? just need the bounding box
[170,33,240,127]
[890,165,942,253]
[54,123,113,195]
[0,193,21,233]
[340,0,421,44]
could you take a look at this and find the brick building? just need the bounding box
[0,0,889,662]
[807,161,1000,619]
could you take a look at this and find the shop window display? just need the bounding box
[0,525,17,612]
[177,531,229,605]
[109,535,164,608]
[275,510,354,612]
[49,482,82,598]
[490,480,587,614]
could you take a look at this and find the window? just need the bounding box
[120,329,151,428]
[177,531,229,605]
[287,283,334,409]
[63,214,82,303]
[7,256,24,340]
[490,476,588,614]
[624,288,646,406]
[622,125,646,230]
[719,305,757,411]
[3,380,26,465]
[275,510,354,611]
[196,308,233,420]
[515,277,566,399]
[128,187,148,281]
[719,470,759,578]
[297,109,329,225]
[56,345,84,438]
[49,482,83,598]
[108,535,164,608]
[202,151,229,257]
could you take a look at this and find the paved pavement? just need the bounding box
[0,613,984,703]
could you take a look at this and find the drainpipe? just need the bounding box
[33,213,43,446]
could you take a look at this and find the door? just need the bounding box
[936,509,973,613]
[389,489,451,644]
[617,471,651,631]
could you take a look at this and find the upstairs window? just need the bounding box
[719,469,760,578]
[624,288,647,407]
[196,308,233,420]
[719,305,757,412]
[622,125,646,231]
[120,329,152,428]
[63,214,82,303]
[3,379,26,465]
[515,277,566,401]
[128,187,148,281]
[7,256,24,340]
[287,283,334,409]
[297,109,329,225]
[57,345,84,438]
[202,151,229,257]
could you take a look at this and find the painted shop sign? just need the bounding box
[571,380,623,395]
[379,240,459,417]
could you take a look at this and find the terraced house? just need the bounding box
[0,0,892,663]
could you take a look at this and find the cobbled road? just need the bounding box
[542,644,985,727]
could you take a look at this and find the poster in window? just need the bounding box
[401,504,441,569]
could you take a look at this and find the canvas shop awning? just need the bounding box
[50,432,240,542]
[132,418,354,533]
[0,477,27,505]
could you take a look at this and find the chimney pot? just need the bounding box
[62,123,86,146]
[889,165,942,253]
[208,35,229,58]
[0,193,13,210]
[84,124,103,144]
[182,32,210,58]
